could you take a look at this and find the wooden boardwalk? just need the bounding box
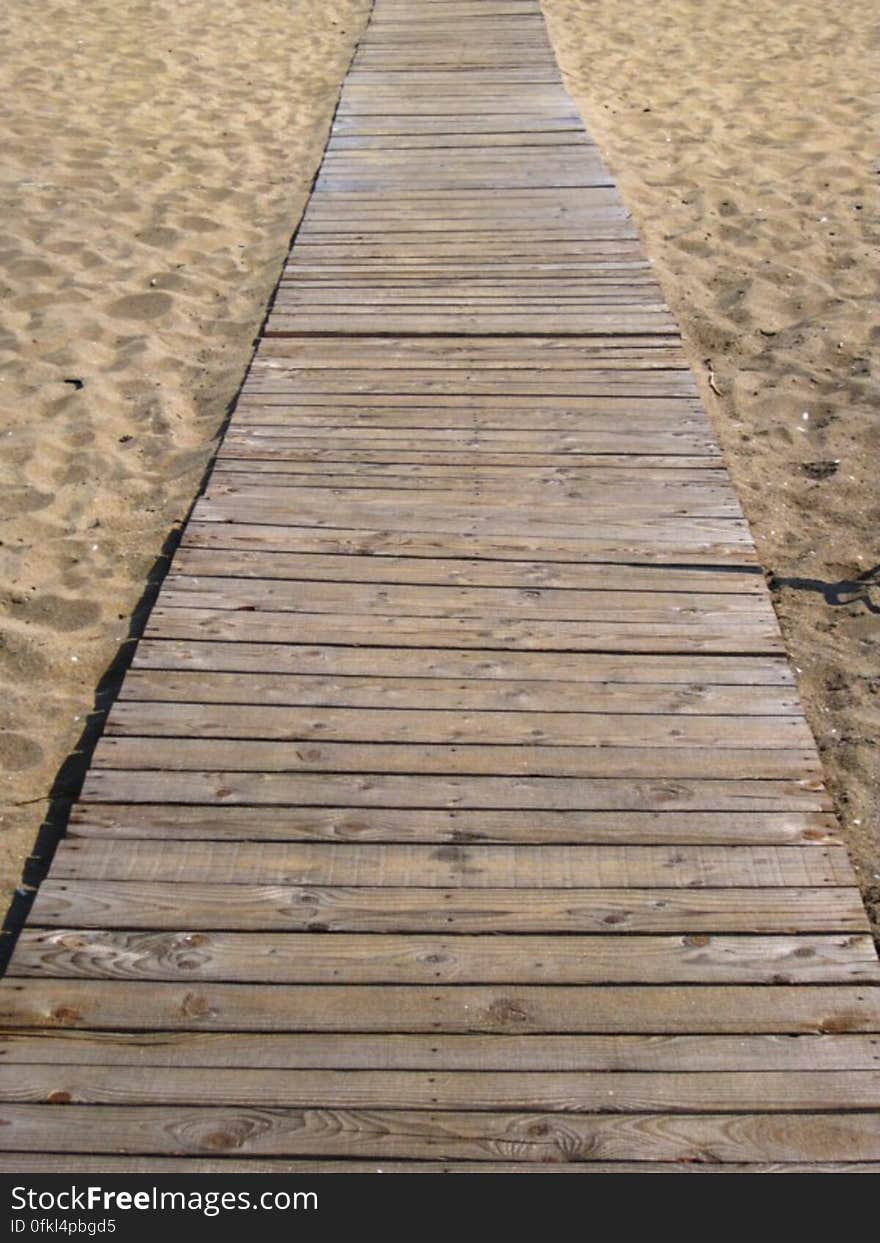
[2,0,879,1172]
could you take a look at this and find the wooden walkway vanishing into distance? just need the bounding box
[1,0,879,1172]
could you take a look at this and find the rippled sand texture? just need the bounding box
[542,0,879,927]
[0,0,371,905]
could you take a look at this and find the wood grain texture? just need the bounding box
[2,981,878,1034]
[10,930,877,985]
[48,841,854,887]
[2,1105,880,1162]
[5,1066,880,1113]
[30,881,870,933]
[78,770,835,812]
[4,1031,878,1071]
[67,804,842,846]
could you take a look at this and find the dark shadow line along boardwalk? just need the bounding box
[1,0,879,1172]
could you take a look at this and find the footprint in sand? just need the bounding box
[109,290,173,320]
[0,731,43,771]
[3,593,101,632]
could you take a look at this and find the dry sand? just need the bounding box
[1,0,878,931]
[543,0,879,929]
[0,0,372,908]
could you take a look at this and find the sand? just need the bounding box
[0,0,372,908]
[541,0,879,930]
[1,0,877,932]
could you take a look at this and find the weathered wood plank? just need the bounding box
[10,930,876,985]
[206,465,730,490]
[2,1105,879,1162]
[5,1066,880,1113]
[142,606,781,654]
[3,1157,878,1173]
[79,771,833,813]
[30,881,869,934]
[240,367,698,397]
[247,333,686,362]
[90,737,819,780]
[181,520,758,565]
[48,841,853,887]
[119,670,799,717]
[130,642,793,684]
[4,1031,876,1071]
[207,472,731,497]
[1,981,877,1034]
[104,702,811,750]
[154,578,768,620]
[325,132,597,148]
[67,804,842,846]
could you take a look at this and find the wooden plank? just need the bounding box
[242,360,696,382]
[206,467,730,489]
[48,842,852,887]
[211,449,725,467]
[224,423,714,444]
[214,447,726,467]
[67,804,842,846]
[133,587,772,628]
[299,210,636,228]
[104,702,812,750]
[227,388,699,407]
[279,263,657,279]
[206,471,731,494]
[11,930,876,985]
[268,310,682,334]
[169,547,766,593]
[1,981,877,1034]
[130,642,793,684]
[2,1105,879,1161]
[275,281,660,294]
[154,578,766,620]
[311,179,618,196]
[282,238,650,256]
[29,882,869,934]
[283,235,646,253]
[79,771,833,813]
[330,116,587,134]
[143,606,780,655]
[201,485,738,516]
[303,184,625,204]
[272,302,670,317]
[177,522,753,565]
[319,153,609,168]
[254,335,683,363]
[90,737,817,780]
[118,671,800,717]
[3,1157,879,1173]
[5,1066,880,1113]
[191,493,742,526]
[327,131,600,148]
[229,403,707,424]
[240,368,698,397]
[4,1031,876,1071]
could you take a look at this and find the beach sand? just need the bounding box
[0,0,371,906]
[542,0,879,927]
[1,0,877,931]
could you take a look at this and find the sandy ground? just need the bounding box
[543,0,880,930]
[0,0,371,910]
[1,0,877,934]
